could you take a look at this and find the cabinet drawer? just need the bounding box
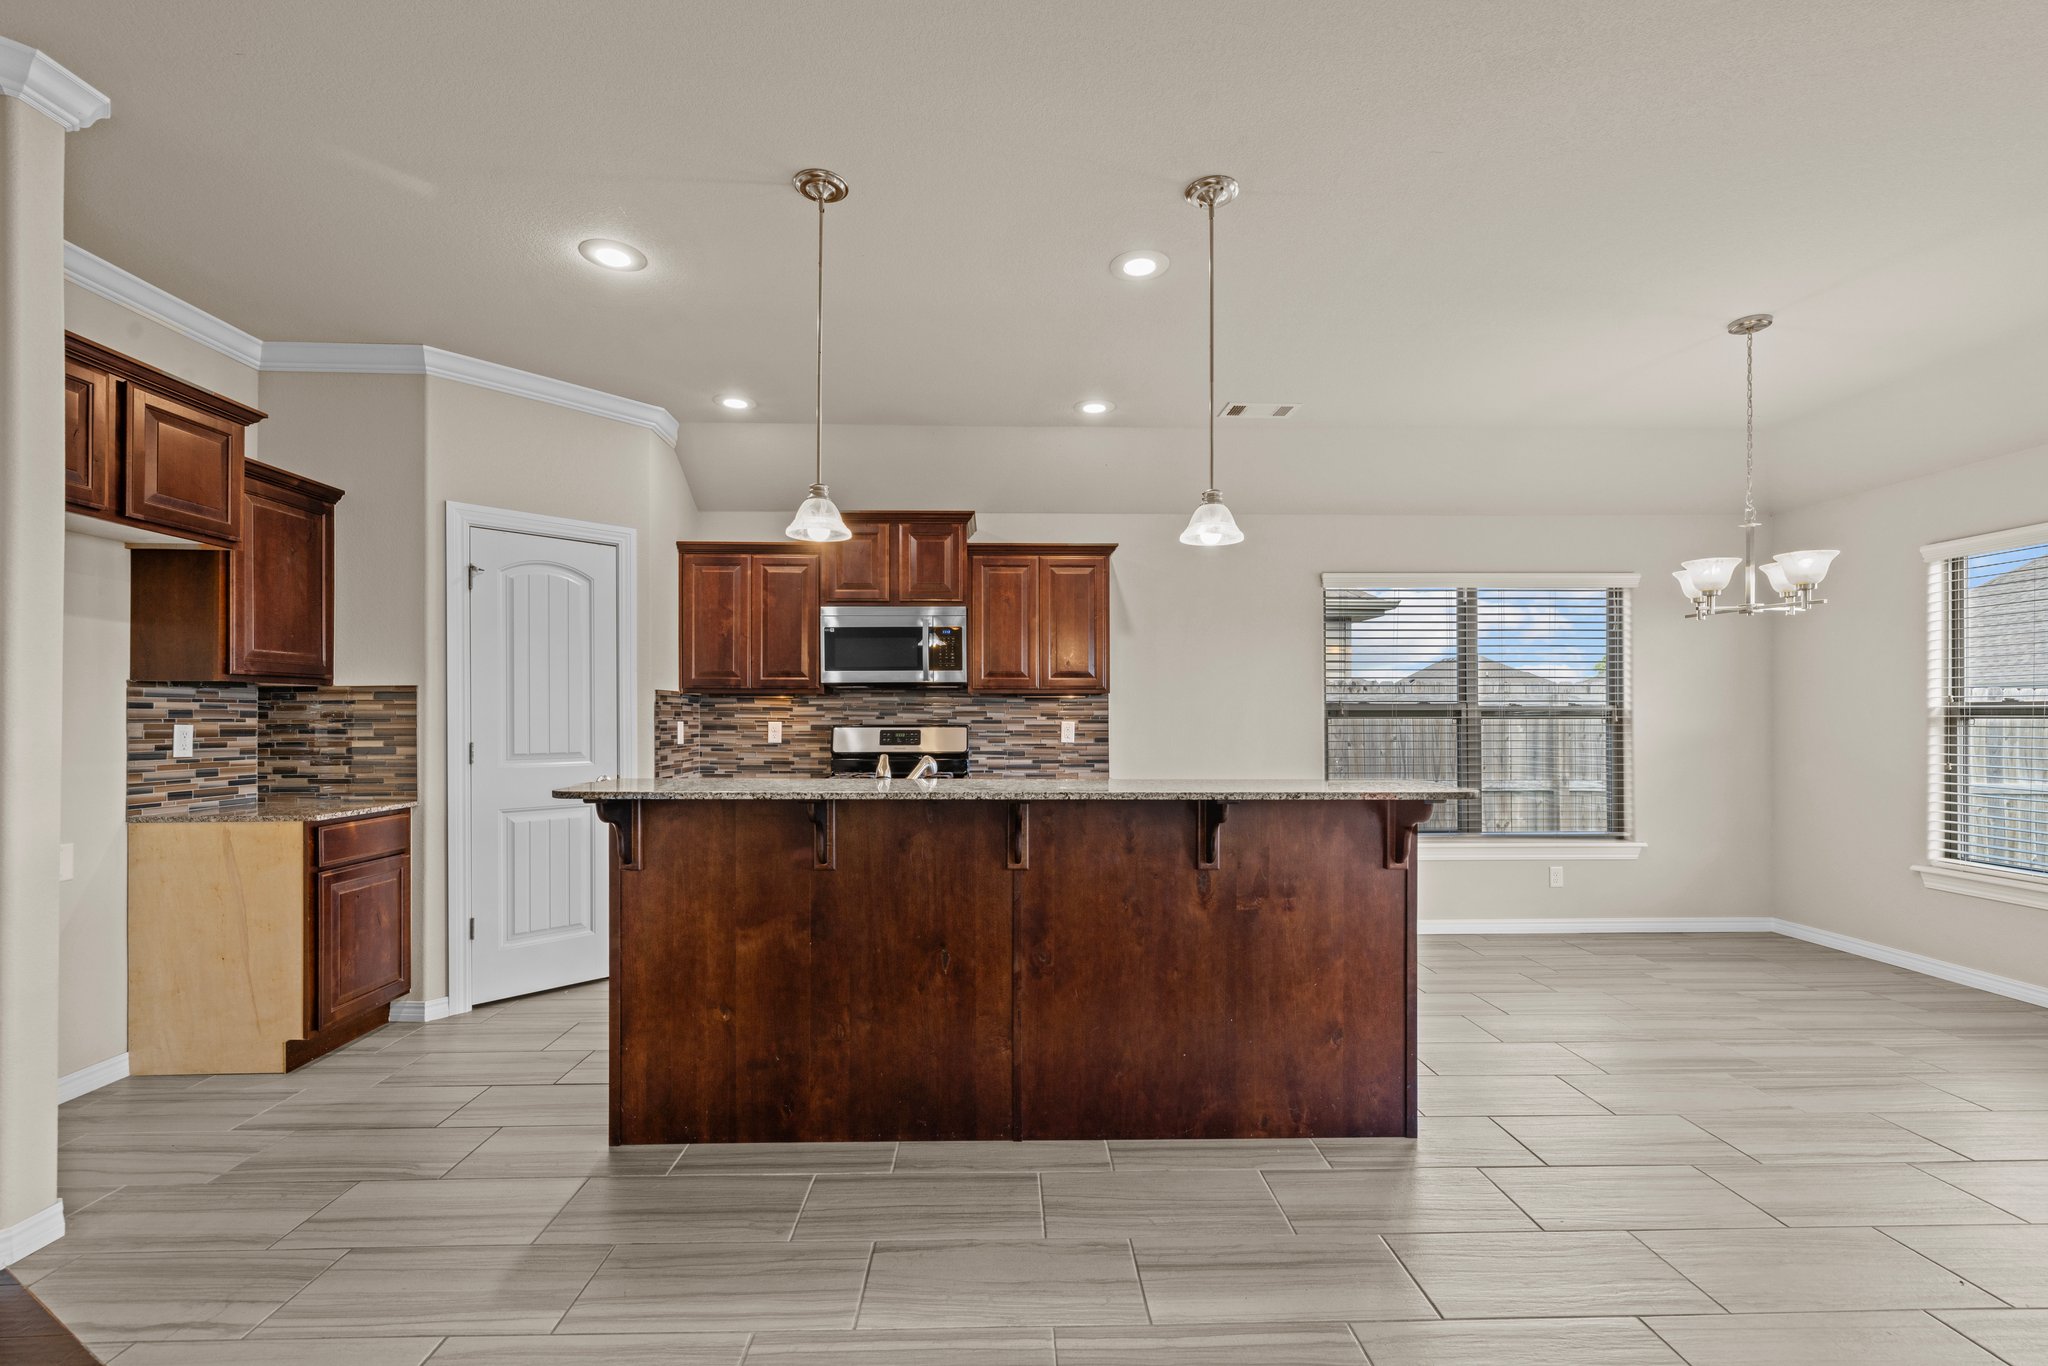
[314,811,410,868]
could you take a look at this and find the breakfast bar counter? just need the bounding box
[557,777,1467,1145]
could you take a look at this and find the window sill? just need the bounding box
[1912,862,2048,912]
[1421,838,1645,862]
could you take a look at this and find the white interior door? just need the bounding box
[467,526,618,1003]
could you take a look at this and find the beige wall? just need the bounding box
[695,508,1775,924]
[58,533,129,1076]
[422,378,693,999]
[1,93,69,1242]
[1773,441,2048,990]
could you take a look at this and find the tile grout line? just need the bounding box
[788,1174,819,1241]
[1870,1224,2021,1309]
[1375,1233,1447,1322]
[1623,1229,1736,1315]
[1257,1168,1301,1235]
[849,1240,877,1329]
[1125,1237,1155,1326]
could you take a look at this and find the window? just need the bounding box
[1929,527,2048,878]
[1322,575,1633,838]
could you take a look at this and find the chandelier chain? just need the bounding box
[1742,331,1757,528]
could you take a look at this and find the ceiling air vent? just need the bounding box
[1218,403,1300,419]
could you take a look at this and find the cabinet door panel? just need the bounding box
[314,852,410,1029]
[230,476,334,680]
[125,385,244,541]
[895,520,967,603]
[752,554,822,692]
[65,361,116,512]
[822,521,891,602]
[969,555,1040,692]
[1039,555,1110,692]
[681,554,753,691]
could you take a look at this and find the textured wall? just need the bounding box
[656,689,1109,778]
[127,683,418,812]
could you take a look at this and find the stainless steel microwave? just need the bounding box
[819,605,967,685]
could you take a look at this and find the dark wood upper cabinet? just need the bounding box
[969,544,1115,695]
[968,554,1039,692]
[820,520,891,602]
[751,554,822,691]
[130,460,344,685]
[230,465,338,680]
[823,512,974,604]
[64,332,265,547]
[65,358,116,512]
[679,544,823,694]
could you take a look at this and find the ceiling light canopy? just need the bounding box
[577,238,647,272]
[1178,175,1244,548]
[784,168,853,544]
[718,395,753,411]
[1672,314,1839,619]
[1075,400,1114,415]
[1111,250,1169,280]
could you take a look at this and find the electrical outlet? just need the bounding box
[58,843,75,882]
[1549,865,1565,888]
[674,718,686,745]
[172,723,194,759]
[1060,719,1077,744]
[768,721,783,744]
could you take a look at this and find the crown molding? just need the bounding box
[63,245,679,445]
[64,243,266,367]
[0,38,110,131]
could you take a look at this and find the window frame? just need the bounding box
[1321,573,1639,848]
[1921,523,2048,902]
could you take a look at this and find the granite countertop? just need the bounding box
[128,796,417,825]
[555,777,1472,802]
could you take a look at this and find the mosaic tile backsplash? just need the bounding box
[128,683,419,813]
[655,689,1109,779]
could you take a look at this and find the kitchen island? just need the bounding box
[556,777,1467,1145]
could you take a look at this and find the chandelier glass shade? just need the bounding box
[1674,314,1839,618]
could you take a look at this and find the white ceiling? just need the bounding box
[16,0,2048,512]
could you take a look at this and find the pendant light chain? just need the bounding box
[1741,330,1758,529]
[1207,196,1216,493]
[815,190,825,489]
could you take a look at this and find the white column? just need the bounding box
[0,37,107,1265]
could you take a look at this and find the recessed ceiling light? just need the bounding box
[1110,250,1168,280]
[578,238,647,271]
[1075,400,1114,416]
[718,395,753,411]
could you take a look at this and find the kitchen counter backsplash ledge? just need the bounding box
[128,682,418,815]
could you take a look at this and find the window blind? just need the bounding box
[1324,583,1632,837]
[1933,536,2048,876]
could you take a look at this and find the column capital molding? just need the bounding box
[0,38,110,132]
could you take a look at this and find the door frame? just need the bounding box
[444,501,637,1016]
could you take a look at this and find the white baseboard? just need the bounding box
[388,997,454,1023]
[56,1052,129,1103]
[0,1200,65,1266]
[1421,915,2048,1008]
[1773,918,2048,1009]
[1420,917,1775,935]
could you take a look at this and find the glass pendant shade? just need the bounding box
[785,484,851,543]
[1180,491,1244,546]
[1672,568,1702,600]
[1681,556,1743,595]
[1759,560,1793,597]
[1773,548,1839,587]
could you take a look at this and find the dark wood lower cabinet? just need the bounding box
[129,808,413,1075]
[600,797,1425,1144]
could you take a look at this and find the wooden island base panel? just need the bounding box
[564,779,1463,1145]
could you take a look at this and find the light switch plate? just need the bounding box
[172,723,194,758]
[768,721,783,744]
[1060,720,1077,744]
[58,843,75,882]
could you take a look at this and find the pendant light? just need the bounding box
[1673,314,1839,618]
[1179,174,1244,546]
[785,168,853,543]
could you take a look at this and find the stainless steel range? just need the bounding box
[829,725,970,779]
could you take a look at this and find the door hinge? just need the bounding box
[467,563,482,588]
[468,917,475,941]
[468,742,474,764]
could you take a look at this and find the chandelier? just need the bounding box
[1179,174,1245,547]
[784,168,854,544]
[1674,314,1838,617]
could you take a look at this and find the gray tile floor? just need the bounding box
[16,933,2048,1364]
